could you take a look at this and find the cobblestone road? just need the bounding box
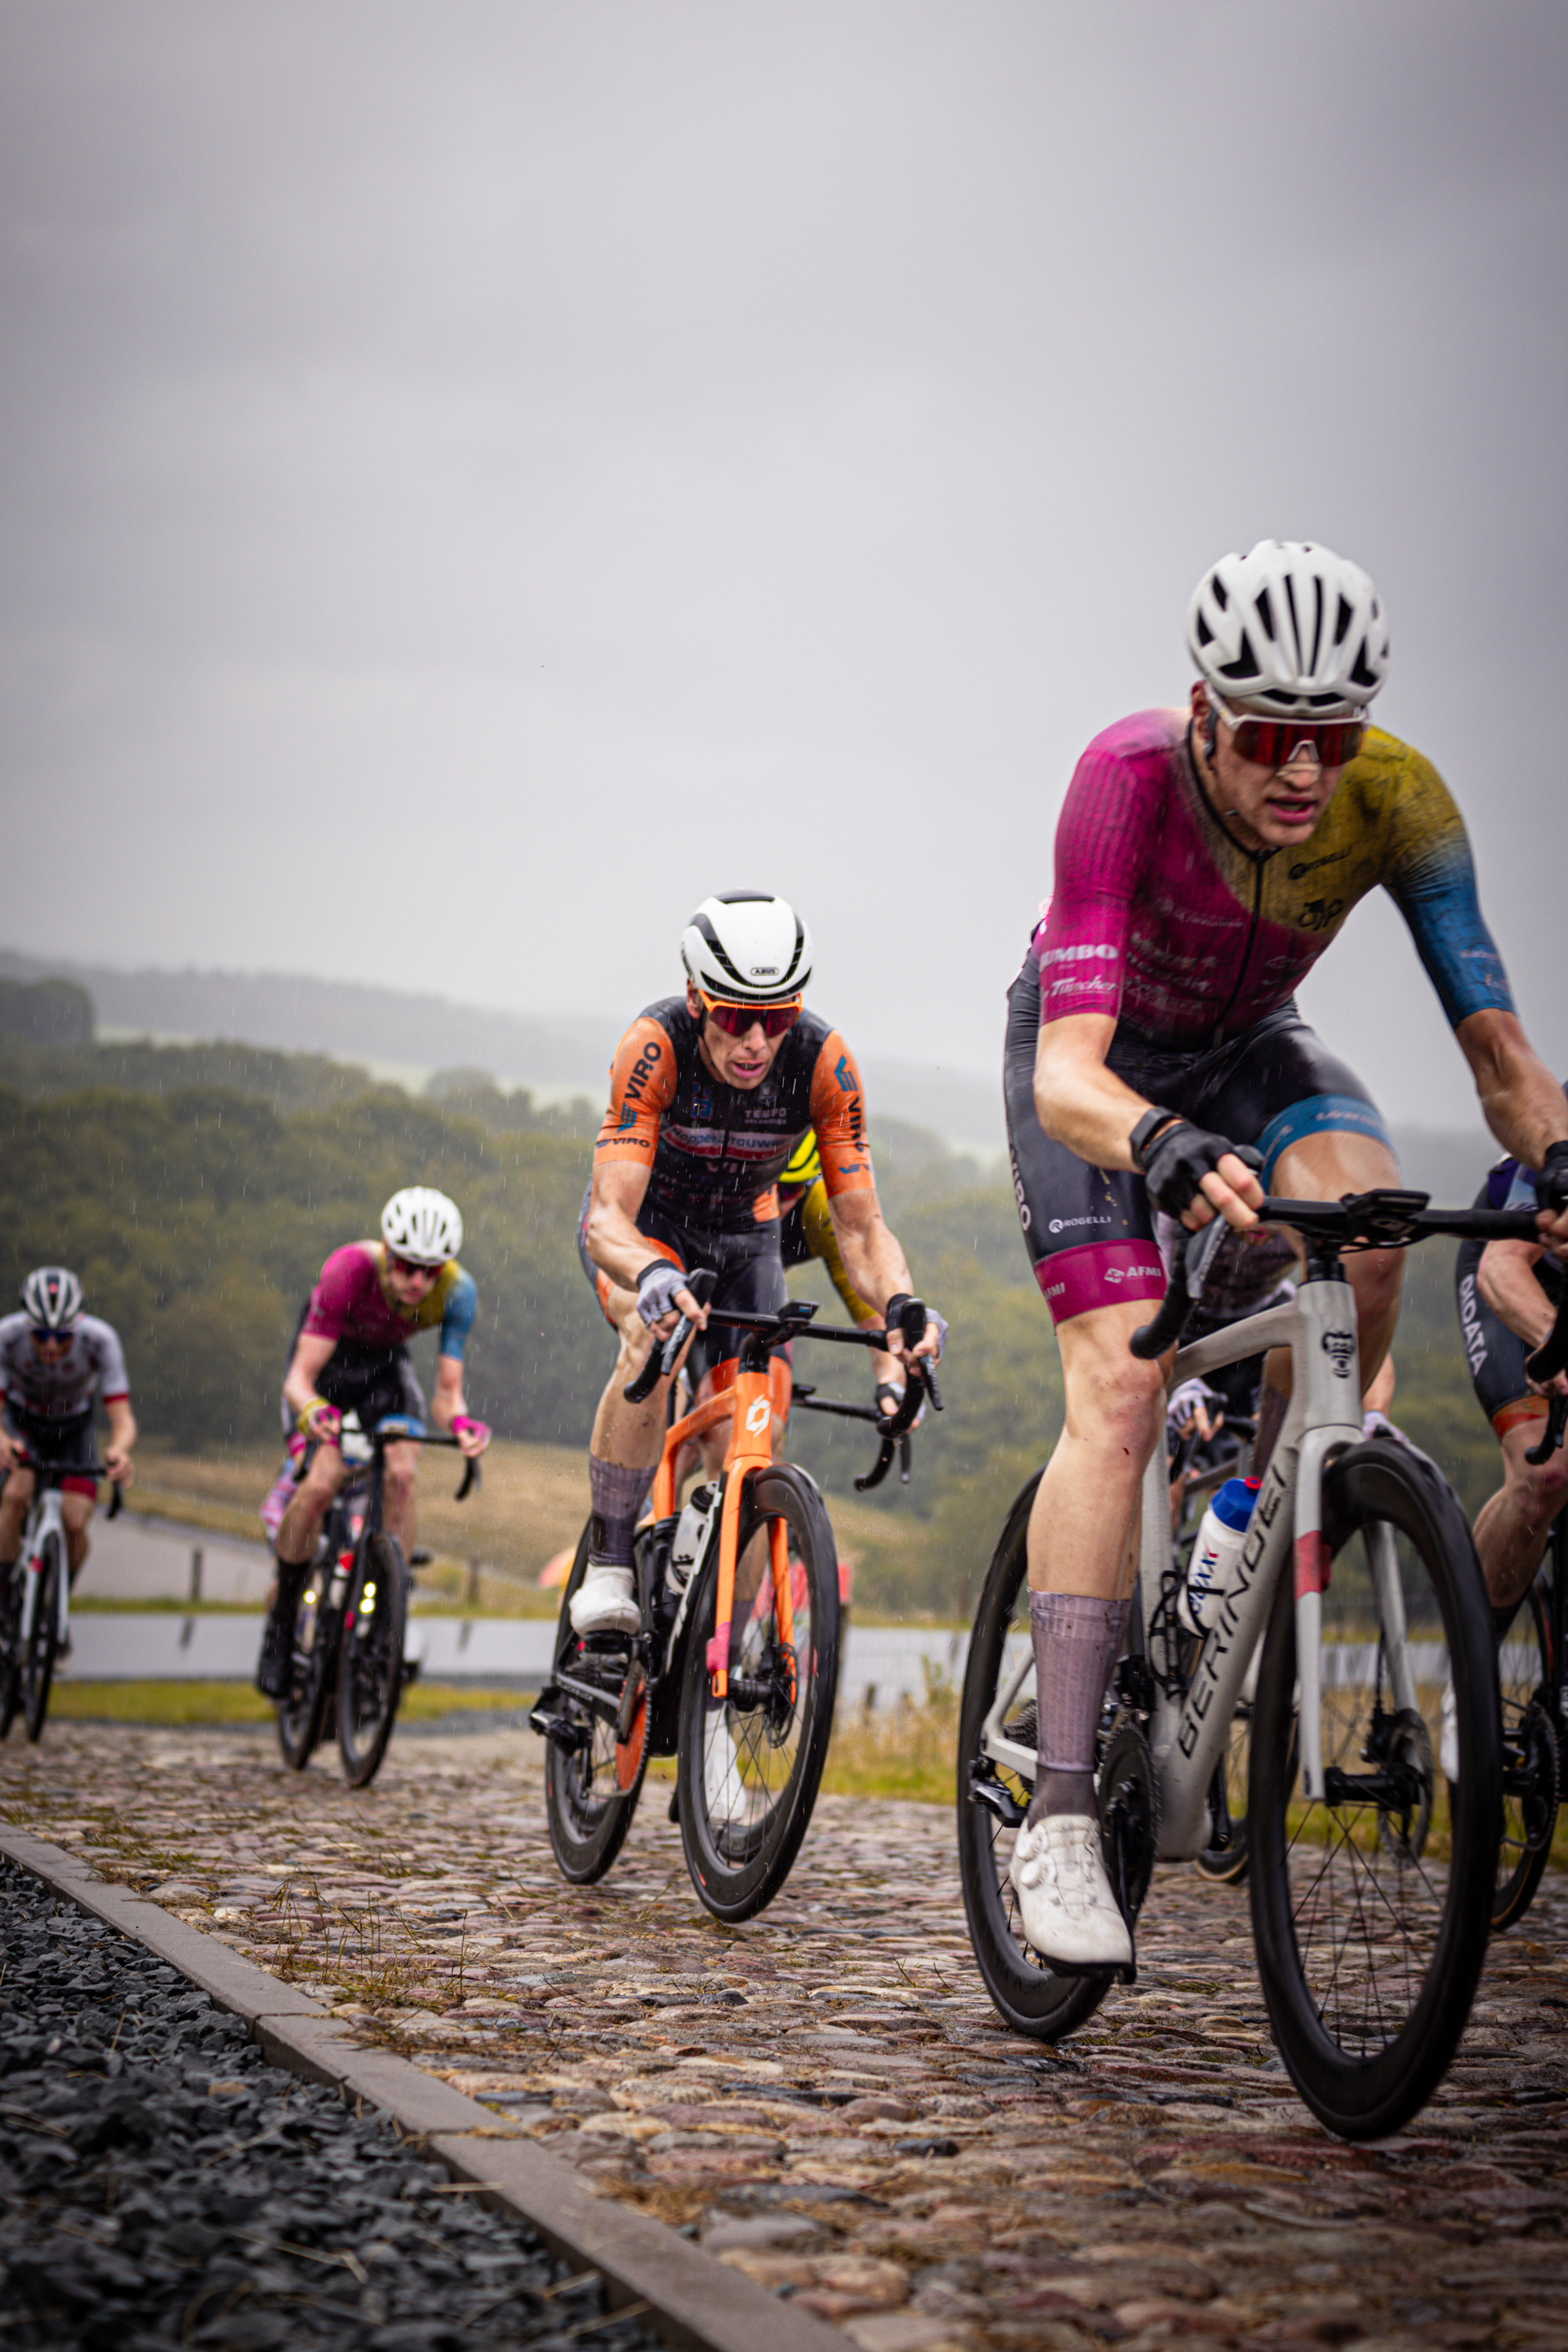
[5,1722,1567,2352]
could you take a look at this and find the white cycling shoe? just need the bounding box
[569,1562,641,1639]
[1439,1679,1459,1783]
[1008,1813,1134,1970]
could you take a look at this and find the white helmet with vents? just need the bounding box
[380,1187,463,1265]
[1187,540,1390,718]
[20,1266,83,1330]
[681,892,814,1005]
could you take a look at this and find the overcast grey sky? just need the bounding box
[2,2,1566,1123]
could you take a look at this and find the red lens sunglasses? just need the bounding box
[699,989,803,1039]
[1210,695,1366,771]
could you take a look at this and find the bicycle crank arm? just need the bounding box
[550,1668,630,1724]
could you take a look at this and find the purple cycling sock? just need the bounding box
[1027,1589,1131,1826]
[589,1455,655,1568]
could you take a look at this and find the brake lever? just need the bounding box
[1130,1216,1229,1360]
[881,1295,943,1413]
[623,1267,719,1403]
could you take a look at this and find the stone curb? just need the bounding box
[0,1826,845,2352]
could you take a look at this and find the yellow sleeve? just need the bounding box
[800,1177,879,1326]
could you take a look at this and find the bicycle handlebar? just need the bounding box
[1131,1189,1563,1366]
[366,1417,481,1501]
[9,1457,125,1519]
[622,1268,721,1404]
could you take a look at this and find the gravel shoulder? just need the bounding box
[5,1720,1568,2352]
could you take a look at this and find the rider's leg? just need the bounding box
[60,1491,93,1580]
[573,1283,669,1635]
[381,1442,420,1556]
[275,1443,350,1570]
[1251,1130,1404,1471]
[1472,1406,1568,1611]
[0,1467,34,1571]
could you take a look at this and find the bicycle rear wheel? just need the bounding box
[543,1520,649,1884]
[677,1464,840,1924]
[277,1564,335,1771]
[1249,1437,1501,2140]
[1491,1576,1558,1932]
[338,1534,408,1788]
[956,1473,1114,2040]
[23,1533,64,1744]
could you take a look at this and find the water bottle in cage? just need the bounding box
[1179,1475,1260,1634]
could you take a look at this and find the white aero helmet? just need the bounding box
[1187,540,1390,718]
[21,1265,83,1330]
[681,891,814,1006]
[381,1186,463,1266]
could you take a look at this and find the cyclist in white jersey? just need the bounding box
[0,1268,136,1601]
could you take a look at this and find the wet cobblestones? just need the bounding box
[5,1723,1568,2352]
[0,1853,661,2350]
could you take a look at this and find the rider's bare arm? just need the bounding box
[282,1329,339,1424]
[825,1189,941,1363]
[1034,1011,1263,1234]
[583,1162,706,1338]
[1457,1010,1568,1252]
[430,1354,491,1455]
[1476,1236,1568,1397]
[103,1396,136,1483]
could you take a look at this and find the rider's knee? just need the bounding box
[1514,1449,1568,1526]
[1349,1244,1403,1320]
[383,1456,417,1508]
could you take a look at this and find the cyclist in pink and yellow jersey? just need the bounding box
[1003,539,1568,1969]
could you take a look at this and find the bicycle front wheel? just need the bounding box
[1249,1437,1501,2140]
[677,1464,840,1924]
[1492,1576,1558,1932]
[277,1567,334,1772]
[0,1567,21,1740]
[543,1520,649,1885]
[23,1532,64,1744]
[956,1473,1114,2041]
[338,1534,408,1788]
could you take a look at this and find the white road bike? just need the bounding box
[959,1186,1568,2141]
[0,1448,121,1744]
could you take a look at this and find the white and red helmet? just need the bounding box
[1187,540,1390,719]
[21,1265,83,1330]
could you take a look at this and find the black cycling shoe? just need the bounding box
[254,1584,299,1700]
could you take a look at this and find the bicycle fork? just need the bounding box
[16,1496,68,1655]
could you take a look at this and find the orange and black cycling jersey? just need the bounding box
[594,997,875,1233]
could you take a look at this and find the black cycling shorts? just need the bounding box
[1,1403,100,1494]
[578,1185,789,1389]
[1454,1185,1562,1434]
[1004,956,1392,1326]
[280,1312,426,1443]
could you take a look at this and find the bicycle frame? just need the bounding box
[981,1250,1443,1865]
[16,1484,72,1657]
[649,1345,794,1703]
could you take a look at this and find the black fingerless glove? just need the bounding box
[1537,1140,1568,1216]
[1134,1116,1263,1221]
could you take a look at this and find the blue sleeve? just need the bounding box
[437,1269,477,1361]
[1502,1164,1540,1215]
[1396,859,1515,1030]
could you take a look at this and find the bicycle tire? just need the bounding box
[956,1472,1114,2041]
[23,1531,64,1744]
[276,1563,335,1772]
[1491,1576,1558,1933]
[1249,1436,1501,2140]
[543,1519,649,1884]
[338,1534,408,1788]
[677,1463,840,1924]
[0,1568,20,1741]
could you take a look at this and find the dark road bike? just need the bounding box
[0,1454,122,1744]
[275,1416,479,1788]
[532,1282,937,1922]
[1489,1387,1567,1929]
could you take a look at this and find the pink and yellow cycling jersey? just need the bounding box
[1035,711,1513,1045]
[300,1244,477,1359]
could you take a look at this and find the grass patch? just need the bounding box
[42,1679,539,1726]
[821,1671,958,1805]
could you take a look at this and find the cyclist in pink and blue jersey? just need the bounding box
[1002,539,1568,1969]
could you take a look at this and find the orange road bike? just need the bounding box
[533,1279,937,1922]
